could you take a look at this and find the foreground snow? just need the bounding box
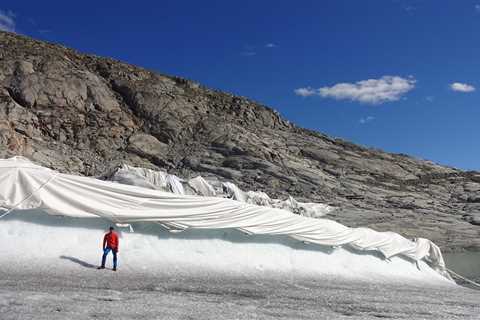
[2,212,479,319]
[1,268,478,320]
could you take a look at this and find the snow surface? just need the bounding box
[2,270,479,320]
[2,211,480,319]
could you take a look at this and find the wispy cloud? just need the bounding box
[241,43,278,56]
[392,0,416,14]
[294,87,316,97]
[359,116,375,124]
[404,5,415,14]
[240,44,256,57]
[240,51,256,56]
[425,96,434,102]
[0,9,15,32]
[450,82,475,93]
[475,4,480,12]
[295,76,416,105]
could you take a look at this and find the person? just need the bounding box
[98,226,119,271]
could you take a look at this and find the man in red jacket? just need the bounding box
[98,226,119,271]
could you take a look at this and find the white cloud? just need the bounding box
[359,116,375,124]
[294,87,316,97]
[425,96,434,102]
[450,82,475,93]
[295,76,416,104]
[265,43,277,48]
[475,4,480,12]
[0,10,15,32]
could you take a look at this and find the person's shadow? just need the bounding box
[60,255,97,269]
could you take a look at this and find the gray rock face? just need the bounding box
[0,31,479,252]
[127,133,169,165]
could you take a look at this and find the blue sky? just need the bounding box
[1,1,480,170]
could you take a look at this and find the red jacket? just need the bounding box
[103,231,119,251]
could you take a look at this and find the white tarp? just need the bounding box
[109,164,187,195]
[108,164,169,191]
[0,157,448,277]
[107,165,334,218]
[187,176,217,197]
[222,181,248,203]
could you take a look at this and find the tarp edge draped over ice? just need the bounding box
[0,157,449,279]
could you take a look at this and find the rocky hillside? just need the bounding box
[0,31,478,252]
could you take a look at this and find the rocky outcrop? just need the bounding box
[0,31,478,252]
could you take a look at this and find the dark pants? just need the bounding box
[101,247,118,269]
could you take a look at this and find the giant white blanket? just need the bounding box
[0,157,447,277]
